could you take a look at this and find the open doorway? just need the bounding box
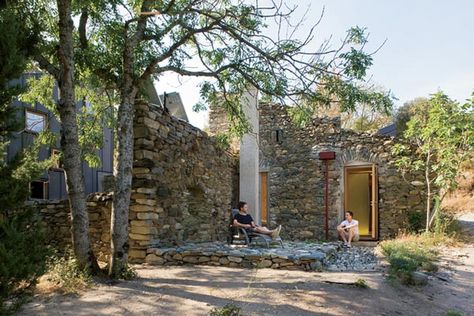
[344,164,378,240]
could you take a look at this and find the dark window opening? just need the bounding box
[272,129,283,143]
[31,180,48,199]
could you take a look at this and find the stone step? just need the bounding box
[351,241,379,247]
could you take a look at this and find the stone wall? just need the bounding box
[143,242,340,271]
[130,101,238,261]
[258,103,425,240]
[30,192,112,261]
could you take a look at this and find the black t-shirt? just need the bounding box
[233,213,254,225]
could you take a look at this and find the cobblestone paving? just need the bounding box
[145,241,379,271]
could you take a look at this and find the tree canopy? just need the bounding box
[393,91,474,231]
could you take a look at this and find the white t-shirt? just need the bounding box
[340,219,359,235]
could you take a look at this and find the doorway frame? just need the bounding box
[344,164,378,240]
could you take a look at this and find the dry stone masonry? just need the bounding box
[209,102,426,241]
[258,103,426,240]
[30,192,112,261]
[144,241,337,271]
[129,101,239,262]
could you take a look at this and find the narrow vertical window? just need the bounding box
[272,129,283,143]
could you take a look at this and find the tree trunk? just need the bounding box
[109,36,137,278]
[56,0,98,272]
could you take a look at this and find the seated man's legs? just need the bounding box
[338,227,359,247]
[347,229,359,247]
[338,227,348,243]
[252,225,282,239]
[253,226,272,235]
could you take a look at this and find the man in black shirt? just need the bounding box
[233,201,281,239]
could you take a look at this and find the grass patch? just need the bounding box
[42,252,93,294]
[379,233,454,285]
[118,264,138,280]
[354,278,370,289]
[209,304,242,316]
[445,310,464,316]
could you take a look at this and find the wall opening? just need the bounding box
[344,164,378,240]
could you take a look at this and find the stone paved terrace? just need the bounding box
[143,241,379,272]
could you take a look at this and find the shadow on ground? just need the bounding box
[19,259,473,316]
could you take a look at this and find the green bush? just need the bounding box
[407,210,425,233]
[434,210,462,237]
[209,304,242,316]
[354,278,370,289]
[118,264,137,280]
[0,209,50,314]
[380,234,439,285]
[46,250,92,294]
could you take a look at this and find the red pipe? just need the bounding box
[324,160,329,240]
[318,151,335,240]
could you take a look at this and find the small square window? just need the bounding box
[25,110,46,133]
[30,180,48,199]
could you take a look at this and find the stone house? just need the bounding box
[32,90,425,263]
[209,90,426,241]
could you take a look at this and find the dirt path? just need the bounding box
[18,212,474,316]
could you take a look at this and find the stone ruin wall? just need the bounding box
[258,103,426,240]
[34,101,238,263]
[129,101,238,262]
[30,193,112,262]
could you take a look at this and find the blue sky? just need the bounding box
[154,1,474,129]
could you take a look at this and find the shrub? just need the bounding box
[0,210,50,314]
[45,250,92,294]
[118,264,137,280]
[209,304,242,316]
[407,210,425,233]
[354,278,370,289]
[379,233,443,285]
[434,210,462,237]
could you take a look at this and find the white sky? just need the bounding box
[154,0,474,129]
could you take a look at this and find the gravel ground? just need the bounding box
[17,212,474,316]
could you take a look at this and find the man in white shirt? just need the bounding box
[337,211,359,248]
